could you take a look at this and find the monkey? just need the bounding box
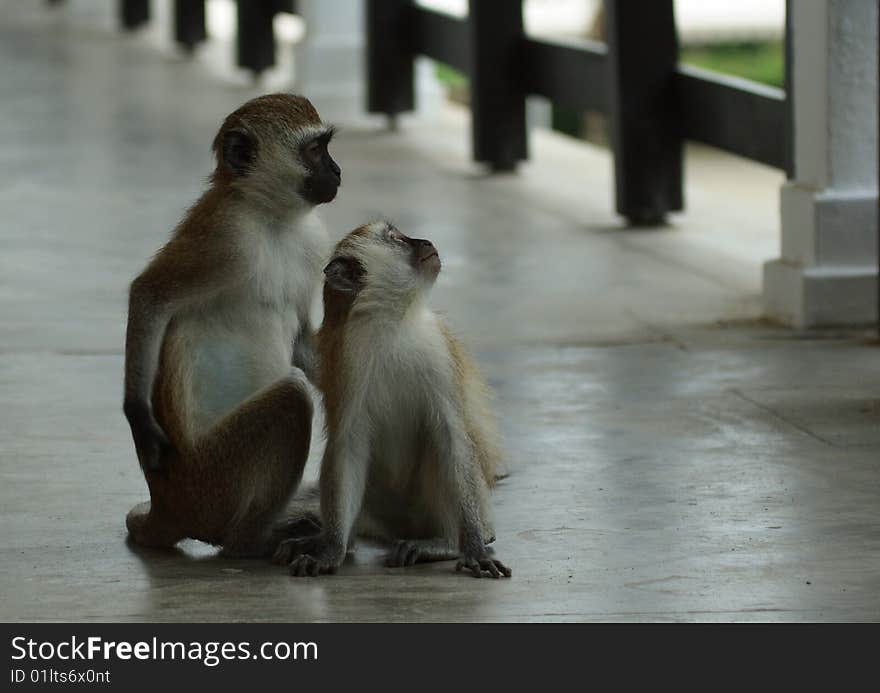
[273,221,512,578]
[123,93,340,558]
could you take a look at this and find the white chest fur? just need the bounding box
[241,209,329,320]
[185,210,330,437]
[342,309,456,467]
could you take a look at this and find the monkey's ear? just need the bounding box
[324,257,364,294]
[221,128,256,175]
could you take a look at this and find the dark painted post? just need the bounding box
[605,0,682,225]
[120,0,150,30]
[468,0,527,171]
[366,0,415,118]
[174,0,207,53]
[236,1,276,76]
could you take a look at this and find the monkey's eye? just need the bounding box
[386,229,407,245]
[303,139,327,164]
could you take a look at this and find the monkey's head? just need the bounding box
[211,93,341,209]
[323,221,441,320]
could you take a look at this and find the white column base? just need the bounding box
[764,182,878,328]
[780,184,877,266]
[763,259,877,328]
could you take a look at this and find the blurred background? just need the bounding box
[1,0,879,623]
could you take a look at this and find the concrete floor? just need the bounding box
[2,1,879,622]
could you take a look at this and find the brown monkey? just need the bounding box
[274,221,511,578]
[123,93,340,557]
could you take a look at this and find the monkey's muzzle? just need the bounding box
[414,238,441,276]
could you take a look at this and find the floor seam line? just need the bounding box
[728,388,837,447]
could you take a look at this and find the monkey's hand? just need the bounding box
[124,400,174,474]
[273,535,343,577]
[288,552,342,577]
[272,534,323,565]
[455,550,512,579]
[385,540,428,568]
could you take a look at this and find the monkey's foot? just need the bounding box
[288,553,340,577]
[455,555,512,579]
[272,535,324,565]
[385,540,424,567]
[275,534,343,577]
[384,539,459,567]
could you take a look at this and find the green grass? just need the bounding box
[679,41,785,88]
[435,63,468,90]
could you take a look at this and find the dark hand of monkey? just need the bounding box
[385,540,425,568]
[123,400,174,474]
[273,534,343,576]
[456,530,512,578]
[288,553,341,577]
[455,553,512,579]
[272,534,325,565]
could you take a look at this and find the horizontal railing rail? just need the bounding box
[412,6,469,73]
[677,64,787,170]
[523,36,608,113]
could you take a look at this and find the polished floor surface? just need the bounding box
[1,1,879,622]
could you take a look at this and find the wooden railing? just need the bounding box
[114,0,296,75]
[367,0,792,225]
[70,1,791,226]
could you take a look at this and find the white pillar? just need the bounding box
[763,0,878,327]
[293,0,443,125]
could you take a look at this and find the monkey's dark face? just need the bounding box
[216,122,340,208]
[383,224,441,279]
[299,129,341,205]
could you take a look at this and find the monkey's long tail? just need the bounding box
[125,501,184,549]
